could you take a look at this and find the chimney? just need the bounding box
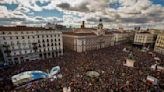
[81,21,85,28]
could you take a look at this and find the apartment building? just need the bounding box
[113,31,134,45]
[133,32,155,47]
[0,26,63,64]
[154,34,164,55]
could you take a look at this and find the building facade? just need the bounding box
[0,26,63,64]
[133,32,155,47]
[113,31,134,45]
[154,34,164,55]
[63,20,114,53]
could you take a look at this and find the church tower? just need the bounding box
[98,18,103,29]
[96,18,105,36]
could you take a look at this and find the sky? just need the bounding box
[0,0,164,29]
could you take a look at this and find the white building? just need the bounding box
[133,32,155,47]
[112,31,134,45]
[63,20,114,53]
[154,33,164,55]
[0,26,63,64]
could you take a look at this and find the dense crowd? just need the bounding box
[0,44,164,92]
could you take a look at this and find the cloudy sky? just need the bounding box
[0,0,164,29]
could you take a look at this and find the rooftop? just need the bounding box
[0,26,53,31]
[63,32,96,36]
[63,31,113,36]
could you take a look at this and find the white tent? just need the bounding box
[154,57,161,61]
[122,48,129,53]
[147,76,158,85]
[150,64,164,71]
[123,59,135,67]
[63,87,71,92]
[86,71,100,78]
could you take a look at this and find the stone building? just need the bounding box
[63,19,114,52]
[0,26,63,64]
[154,33,164,55]
[133,32,155,48]
[112,31,134,45]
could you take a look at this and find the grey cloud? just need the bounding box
[87,17,114,23]
[0,18,26,21]
[120,18,149,23]
[57,3,90,12]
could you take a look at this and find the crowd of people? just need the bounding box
[0,44,164,92]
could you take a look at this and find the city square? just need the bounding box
[1,44,163,92]
[0,0,164,92]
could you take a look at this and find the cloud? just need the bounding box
[57,3,90,12]
[0,0,164,29]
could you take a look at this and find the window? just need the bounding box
[58,39,60,41]
[59,50,61,53]
[42,40,45,43]
[3,37,5,40]
[38,35,39,38]
[47,39,49,42]
[2,32,5,34]
[16,36,18,39]
[19,51,22,54]
[28,36,30,39]
[17,41,19,44]
[14,58,18,60]
[48,52,50,56]
[10,36,12,40]
[4,42,7,45]
[22,36,24,39]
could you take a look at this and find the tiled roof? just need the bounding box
[63,32,96,36]
[0,26,52,31]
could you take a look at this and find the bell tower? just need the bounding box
[96,18,105,36]
[98,18,103,29]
